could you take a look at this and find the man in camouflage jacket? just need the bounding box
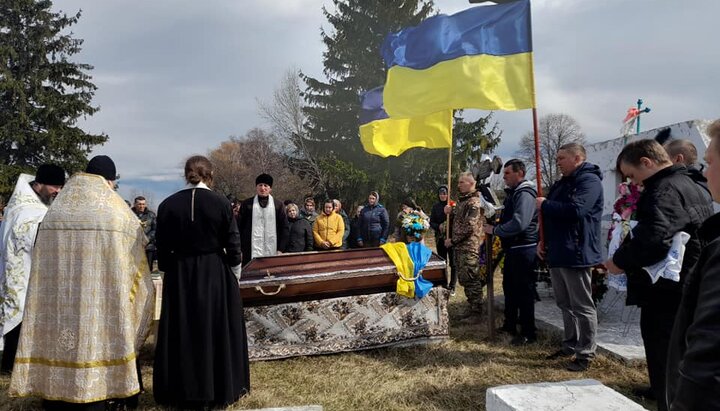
[444,172,485,315]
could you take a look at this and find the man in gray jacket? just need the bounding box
[484,159,539,345]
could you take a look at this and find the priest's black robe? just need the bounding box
[237,196,290,265]
[153,187,249,408]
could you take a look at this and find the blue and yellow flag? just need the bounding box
[381,0,535,118]
[381,241,435,299]
[381,242,416,298]
[359,86,452,158]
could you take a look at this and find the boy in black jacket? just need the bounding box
[606,139,713,411]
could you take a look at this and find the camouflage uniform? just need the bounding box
[449,189,485,313]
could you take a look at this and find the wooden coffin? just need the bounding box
[238,248,447,307]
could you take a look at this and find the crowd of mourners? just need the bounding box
[1,120,719,410]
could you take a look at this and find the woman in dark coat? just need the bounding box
[430,185,456,292]
[285,203,313,252]
[348,205,363,249]
[357,191,390,247]
[154,155,250,408]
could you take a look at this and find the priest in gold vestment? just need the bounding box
[9,156,154,409]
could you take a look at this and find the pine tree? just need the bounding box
[300,0,434,206]
[302,1,433,152]
[453,112,503,176]
[0,0,107,199]
[300,1,505,212]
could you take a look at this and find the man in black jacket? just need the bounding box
[484,159,538,345]
[605,139,713,410]
[665,121,720,411]
[537,143,604,372]
[664,139,712,202]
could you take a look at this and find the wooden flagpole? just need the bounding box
[532,108,543,199]
[533,107,544,247]
[445,130,453,288]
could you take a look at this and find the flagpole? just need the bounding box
[445,132,453,289]
[532,107,545,248]
[532,109,543,199]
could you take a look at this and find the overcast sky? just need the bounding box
[56,0,720,204]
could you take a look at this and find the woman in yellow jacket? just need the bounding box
[313,199,345,250]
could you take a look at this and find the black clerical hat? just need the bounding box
[86,155,117,181]
[35,164,66,186]
[255,173,273,187]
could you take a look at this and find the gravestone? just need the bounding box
[245,406,323,411]
[486,379,647,411]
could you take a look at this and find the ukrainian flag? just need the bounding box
[359,86,452,158]
[381,0,535,118]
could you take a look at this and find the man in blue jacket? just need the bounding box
[537,143,603,372]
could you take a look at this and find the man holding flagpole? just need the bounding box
[444,172,485,318]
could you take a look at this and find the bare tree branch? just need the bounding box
[208,128,312,201]
[257,68,329,197]
[516,113,586,189]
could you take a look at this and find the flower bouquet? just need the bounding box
[613,182,642,221]
[606,181,642,291]
[401,211,430,242]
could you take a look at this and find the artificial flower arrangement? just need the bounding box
[401,211,430,241]
[606,181,642,291]
[613,181,642,221]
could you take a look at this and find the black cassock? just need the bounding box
[153,187,250,408]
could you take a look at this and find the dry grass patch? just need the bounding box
[1,290,655,410]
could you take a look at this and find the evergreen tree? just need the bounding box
[300,1,504,214]
[0,0,107,199]
[300,0,434,207]
[302,0,433,152]
[453,112,503,176]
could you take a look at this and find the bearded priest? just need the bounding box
[0,164,65,374]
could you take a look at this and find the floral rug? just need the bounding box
[245,287,450,360]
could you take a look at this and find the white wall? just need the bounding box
[585,119,712,219]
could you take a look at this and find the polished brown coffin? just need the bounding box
[238,248,447,307]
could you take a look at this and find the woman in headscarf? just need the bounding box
[356,191,390,247]
[285,203,313,252]
[430,185,456,293]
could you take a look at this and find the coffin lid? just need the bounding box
[240,247,445,287]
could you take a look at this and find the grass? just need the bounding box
[1,236,656,410]
[1,289,656,411]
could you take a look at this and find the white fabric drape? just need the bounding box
[250,195,277,259]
